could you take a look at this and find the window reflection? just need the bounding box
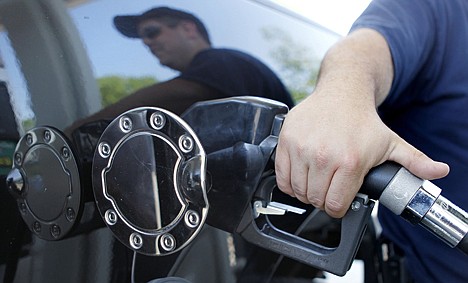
[68,0,340,108]
[0,31,34,135]
[0,0,340,132]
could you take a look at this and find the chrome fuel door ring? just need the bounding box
[92,107,208,256]
[7,127,81,240]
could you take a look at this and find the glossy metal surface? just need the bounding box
[420,195,468,247]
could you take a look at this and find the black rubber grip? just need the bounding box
[457,233,468,255]
[360,161,402,200]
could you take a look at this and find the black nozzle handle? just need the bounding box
[239,194,374,276]
[360,161,402,200]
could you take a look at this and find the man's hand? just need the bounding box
[275,93,449,218]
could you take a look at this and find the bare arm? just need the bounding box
[275,28,449,218]
[66,78,219,134]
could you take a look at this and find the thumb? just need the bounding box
[389,139,449,181]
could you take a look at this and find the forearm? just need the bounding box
[315,28,393,107]
[65,79,218,135]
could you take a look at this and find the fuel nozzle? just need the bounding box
[361,163,468,254]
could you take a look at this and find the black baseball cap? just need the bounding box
[113,7,210,43]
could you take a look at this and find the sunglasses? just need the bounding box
[139,26,162,40]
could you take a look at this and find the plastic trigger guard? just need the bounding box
[237,183,375,276]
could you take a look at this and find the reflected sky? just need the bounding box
[272,0,371,36]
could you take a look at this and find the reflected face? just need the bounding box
[137,19,190,71]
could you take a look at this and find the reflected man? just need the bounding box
[68,6,293,130]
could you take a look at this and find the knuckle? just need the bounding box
[310,146,332,170]
[291,142,307,159]
[278,131,299,149]
[291,182,307,199]
[340,153,362,174]
[294,192,310,204]
[308,196,324,209]
[275,176,287,189]
[276,178,292,195]
[290,183,310,204]
[275,168,288,186]
[325,198,348,218]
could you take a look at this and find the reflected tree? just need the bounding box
[98,75,157,107]
[262,27,320,103]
